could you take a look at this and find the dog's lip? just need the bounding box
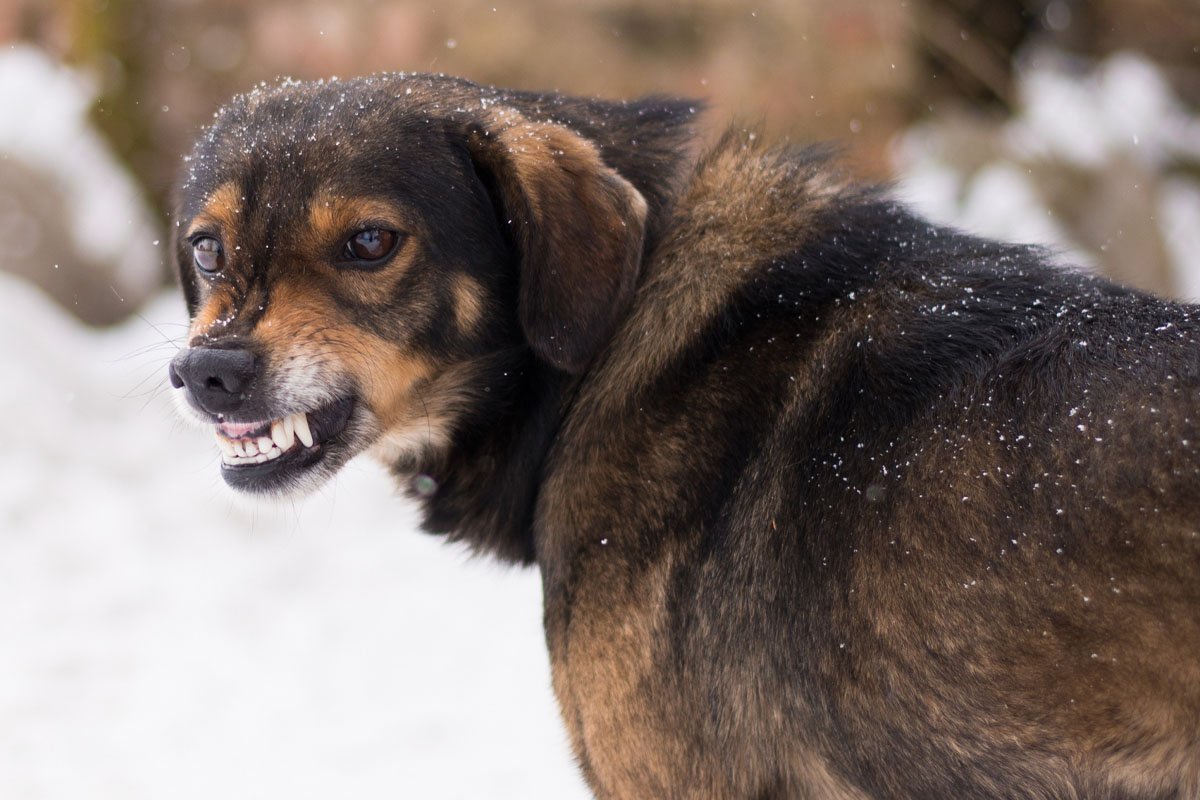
[215,395,357,472]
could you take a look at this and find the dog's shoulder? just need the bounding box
[550,126,1200,541]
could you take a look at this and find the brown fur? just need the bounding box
[467,111,649,373]
[450,273,487,335]
[186,181,243,238]
[171,75,1200,798]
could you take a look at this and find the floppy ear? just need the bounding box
[466,112,648,374]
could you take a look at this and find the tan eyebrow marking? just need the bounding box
[187,181,243,238]
[306,191,408,252]
[301,191,419,303]
[451,273,486,333]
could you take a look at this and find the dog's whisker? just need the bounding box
[106,341,181,365]
[135,382,173,414]
[136,313,185,349]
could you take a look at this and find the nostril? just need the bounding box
[202,374,246,396]
[210,369,249,395]
[168,363,184,389]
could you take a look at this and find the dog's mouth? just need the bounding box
[213,395,357,492]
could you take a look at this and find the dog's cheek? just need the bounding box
[352,347,435,430]
[253,279,433,420]
[242,279,345,405]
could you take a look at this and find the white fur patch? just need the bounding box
[369,417,449,468]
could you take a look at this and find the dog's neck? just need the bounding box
[377,347,577,564]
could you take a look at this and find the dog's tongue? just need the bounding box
[217,420,263,438]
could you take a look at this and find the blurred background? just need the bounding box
[1,1,1198,798]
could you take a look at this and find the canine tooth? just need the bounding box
[233,439,248,457]
[271,419,294,451]
[257,436,274,454]
[244,439,259,457]
[216,436,236,458]
[283,414,295,441]
[294,412,314,447]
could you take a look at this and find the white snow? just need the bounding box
[956,162,1084,264]
[894,49,1200,290]
[0,275,587,799]
[1161,178,1200,301]
[1008,50,1200,169]
[0,45,160,295]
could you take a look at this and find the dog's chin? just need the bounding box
[216,396,372,496]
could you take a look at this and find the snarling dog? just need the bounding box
[169,74,1200,798]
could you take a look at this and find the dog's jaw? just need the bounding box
[216,394,362,494]
[172,378,382,495]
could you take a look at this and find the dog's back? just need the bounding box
[540,133,1200,798]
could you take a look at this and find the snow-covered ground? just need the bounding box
[0,274,588,798]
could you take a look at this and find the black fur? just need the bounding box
[174,75,1200,798]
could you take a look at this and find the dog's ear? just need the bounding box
[465,112,648,374]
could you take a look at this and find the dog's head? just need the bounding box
[169,74,698,494]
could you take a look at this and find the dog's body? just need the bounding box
[170,75,1200,798]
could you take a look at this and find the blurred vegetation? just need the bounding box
[2,0,1198,313]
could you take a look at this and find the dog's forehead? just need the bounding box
[178,73,485,222]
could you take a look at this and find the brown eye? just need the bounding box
[342,229,399,263]
[192,237,224,274]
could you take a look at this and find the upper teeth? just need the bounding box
[293,412,314,447]
[217,411,313,467]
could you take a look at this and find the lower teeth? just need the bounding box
[222,444,288,466]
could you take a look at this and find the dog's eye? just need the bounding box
[342,229,399,264]
[192,237,224,274]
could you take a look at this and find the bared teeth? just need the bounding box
[271,419,293,451]
[293,412,314,447]
[215,410,316,467]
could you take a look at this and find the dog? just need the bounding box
[168,73,1200,798]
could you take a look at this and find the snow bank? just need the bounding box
[0,275,586,798]
[0,45,160,291]
[0,45,161,322]
[894,50,1200,297]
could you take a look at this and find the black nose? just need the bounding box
[169,347,258,415]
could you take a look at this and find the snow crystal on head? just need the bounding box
[181,72,462,196]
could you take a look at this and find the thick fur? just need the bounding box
[174,74,1200,798]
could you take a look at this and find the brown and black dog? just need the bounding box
[169,74,1200,798]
